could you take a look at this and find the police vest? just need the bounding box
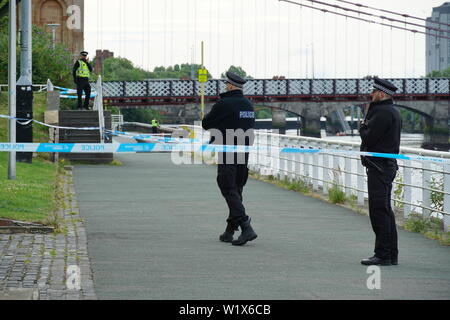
[76,60,90,78]
[151,120,158,127]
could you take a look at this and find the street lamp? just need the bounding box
[46,23,60,49]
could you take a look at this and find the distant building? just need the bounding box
[27,0,84,60]
[94,49,114,75]
[426,2,450,74]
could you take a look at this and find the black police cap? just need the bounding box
[80,51,88,56]
[225,72,247,88]
[373,77,398,96]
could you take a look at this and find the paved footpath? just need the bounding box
[73,153,450,300]
[0,170,96,300]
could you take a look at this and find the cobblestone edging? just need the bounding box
[0,169,97,300]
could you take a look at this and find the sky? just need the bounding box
[84,0,447,79]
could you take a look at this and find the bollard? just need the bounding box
[444,164,450,233]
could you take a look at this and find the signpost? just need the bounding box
[198,41,207,120]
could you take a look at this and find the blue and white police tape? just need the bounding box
[0,142,449,165]
[0,114,102,131]
[0,114,202,143]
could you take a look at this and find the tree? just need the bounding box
[426,67,450,78]
[101,57,151,81]
[0,16,74,87]
[221,66,252,79]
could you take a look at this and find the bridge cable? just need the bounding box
[209,0,212,75]
[142,0,145,69]
[123,0,126,58]
[288,2,291,78]
[380,18,383,77]
[335,0,450,29]
[147,0,151,72]
[255,0,258,78]
[163,0,167,67]
[334,5,337,78]
[279,0,450,41]
[241,0,244,71]
[300,1,304,78]
[217,0,220,76]
[320,9,324,77]
[170,0,174,68]
[264,0,268,78]
[277,0,281,76]
[232,0,236,65]
[357,12,360,78]
[308,0,450,36]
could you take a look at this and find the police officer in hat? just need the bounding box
[359,77,402,266]
[202,71,257,246]
[73,51,93,110]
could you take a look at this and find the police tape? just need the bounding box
[0,114,202,143]
[0,142,449,164]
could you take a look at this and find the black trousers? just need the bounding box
[217,163,249,227]
[77,80,91,110]
[367,167,398,260]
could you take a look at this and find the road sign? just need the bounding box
[198,68,208,83]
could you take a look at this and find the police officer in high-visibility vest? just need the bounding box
[73,51,93,110]
[151,118,160,134]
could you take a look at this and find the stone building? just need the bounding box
[28,0,85,59]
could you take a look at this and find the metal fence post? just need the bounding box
[444,164,450,232]
[422,161,432,219]
[357,159,365,206]
[312,142,319,191]
[345,147,352,197]
[323,148,330,195]
[404,161,412,219]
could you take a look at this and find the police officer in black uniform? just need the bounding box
[360,77,402,266]
[73,51,93,110]
[202,72,257,246]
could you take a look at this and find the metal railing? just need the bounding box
[100,78,450,98]
[246,132,450,232]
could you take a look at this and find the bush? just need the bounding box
[328,184,346,204]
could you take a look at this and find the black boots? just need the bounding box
[231,218,257,246]
[219,223,238,243]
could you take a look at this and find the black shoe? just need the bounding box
[361,256,391,266]
[232,218,257,246]
[219,224,238,243]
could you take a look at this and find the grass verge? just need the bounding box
[0,92,60,224]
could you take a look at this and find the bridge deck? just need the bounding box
[73,152,450,300]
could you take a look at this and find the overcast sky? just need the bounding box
[84,0,446,79]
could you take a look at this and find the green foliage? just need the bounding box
[149,63,212,80]
[393,174,404,209]
[255,106,272,119]
[429,176,444,213]
[426,67,450,78]
[0,18,74,87]
[221,65,252,79]
[121,108,161,124]
[328,184,346,204]
[283,178,311,194]
[102,57,151,81]
[404,214,449,245]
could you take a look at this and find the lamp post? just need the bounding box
[8,0,17,179]
[46,23,60,50]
